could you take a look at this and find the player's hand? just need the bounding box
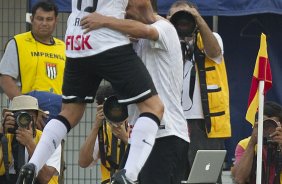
[81,12,108,34]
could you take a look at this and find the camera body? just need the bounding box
[263,119,280,146]
[7,111,32,134]
[263,136,277,146]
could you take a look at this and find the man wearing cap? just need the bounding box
[232,101,282,184]
[167,1,231,180]
[0,95,61,184]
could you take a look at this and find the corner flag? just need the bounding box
[245,33,272,125]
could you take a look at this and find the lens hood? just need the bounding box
[103,95,128,124]
[170,10,197,37]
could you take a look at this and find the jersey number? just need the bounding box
[77,0,98,13]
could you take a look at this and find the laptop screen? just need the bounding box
[184,150,226,184]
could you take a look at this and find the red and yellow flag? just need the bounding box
[245,33,272,125]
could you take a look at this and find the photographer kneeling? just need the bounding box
[232,101,282,184]
[0,95,61,184]
[79,85,128,184]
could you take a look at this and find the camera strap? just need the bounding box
[11,136,20,175]
[189,61,196,107]
[274,149,282,184]
[17,143,26,175]
[193,33,212,133]
[108,124,127,174]
[1,135,10,182]
[98,120,127,175]
[265,145,274,184]
[109,135,118,176]
[257,147,280,184]
[182,38,196,111]
[98,120,110,170]
[98,120,119,171]
[118,144,130,170]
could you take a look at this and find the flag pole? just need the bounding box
[256,80,265,184]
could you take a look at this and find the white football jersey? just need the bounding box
[128,20,189,143]
[66,0,130,58]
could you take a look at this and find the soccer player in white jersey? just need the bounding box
[17,0,164,184]
[79,0,190,183]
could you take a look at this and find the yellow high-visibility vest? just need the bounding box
[14,31,65,95]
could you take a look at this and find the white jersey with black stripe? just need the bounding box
[65,0,130,58]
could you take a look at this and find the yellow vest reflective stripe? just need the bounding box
[196,33,231,138]
[14,31,65,95]
[0,130,58,183]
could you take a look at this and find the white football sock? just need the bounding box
[124,116,158,181]
[29,118,67,175]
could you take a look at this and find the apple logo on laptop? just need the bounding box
[205,163,211,171]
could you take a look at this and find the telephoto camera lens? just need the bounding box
[263,119,279,129]
[7,111,32,133]
[15,111,32,128]
[263,119,279,146]
[103,96,128,124]
[170,11,197,38]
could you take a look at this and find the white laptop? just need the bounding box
[182,150,227,184]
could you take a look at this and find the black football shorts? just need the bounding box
[62,44,157,104]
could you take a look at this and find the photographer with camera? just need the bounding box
[0,95,61,184]
[232,101,282,184]
[167,1,231,181]
[79,85,128,184]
